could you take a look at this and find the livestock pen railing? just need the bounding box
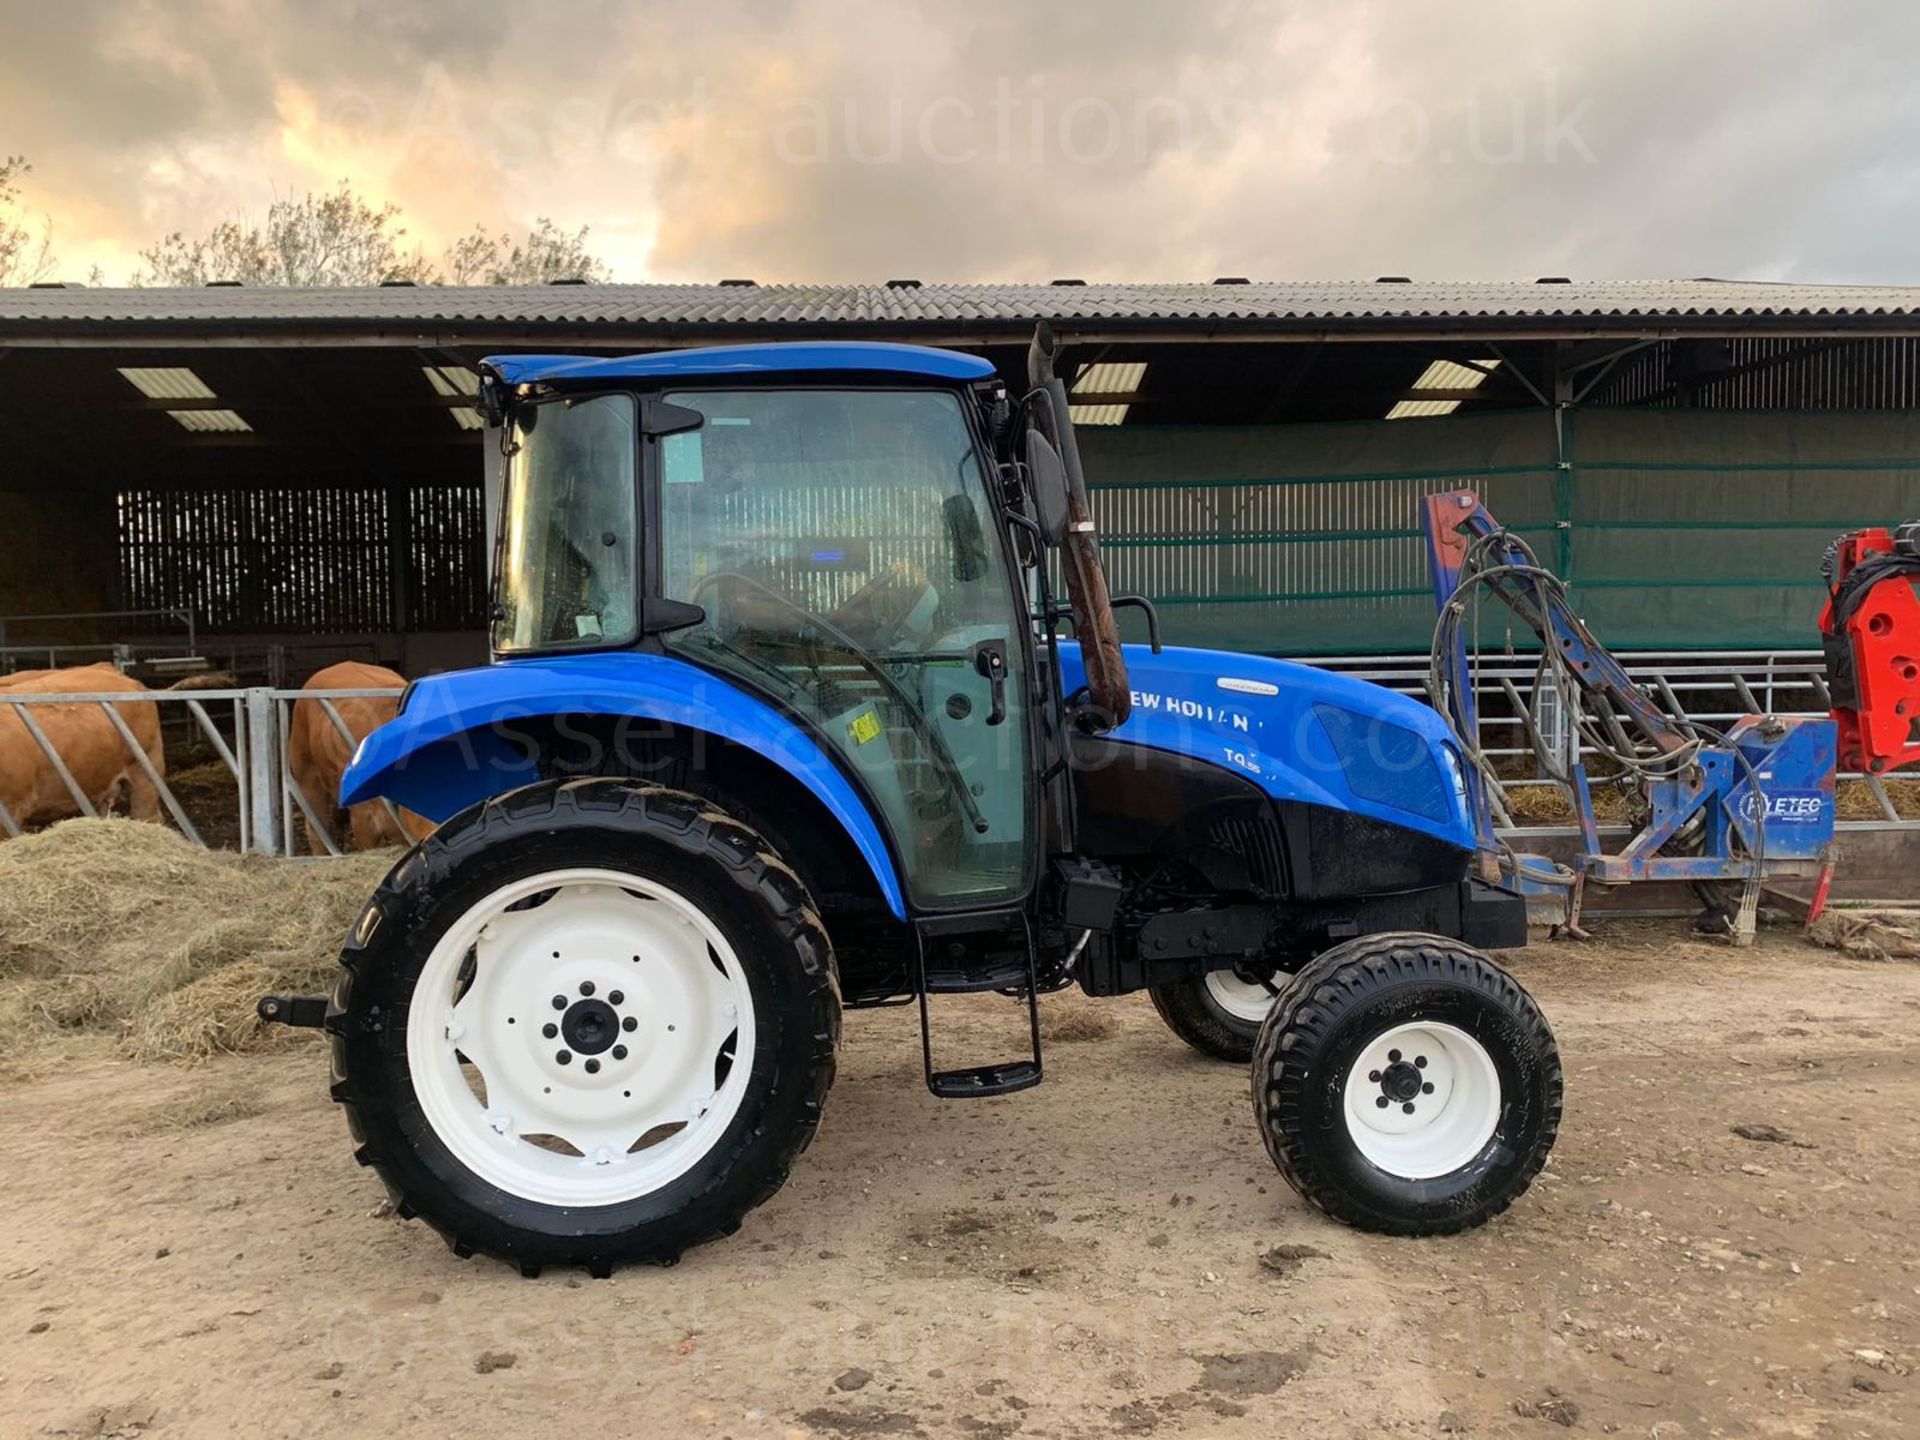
[0,685,406,857]
[0,656,1914,861]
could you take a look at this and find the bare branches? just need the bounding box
[0,156,58,287]
[134,181,611,287]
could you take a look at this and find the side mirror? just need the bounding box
[1023,425,1071,546]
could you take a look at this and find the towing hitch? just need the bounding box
[257,994,330,1028]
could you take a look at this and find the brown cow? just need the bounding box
[0,664,165,831]
[288,662,435,854]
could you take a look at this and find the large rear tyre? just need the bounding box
[1252,933,1560,1236]
[1149,966,1285,1062]
[326,779,840,1275]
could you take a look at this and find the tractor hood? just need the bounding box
[1058,642,1474,851]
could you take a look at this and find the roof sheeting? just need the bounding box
[6,279,1920,342]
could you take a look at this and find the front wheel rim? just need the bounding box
[406,866,758,1208]
[1341,1021,1501,1180]
[1203,969,1280,1024]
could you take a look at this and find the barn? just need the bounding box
[2,277,1918,684]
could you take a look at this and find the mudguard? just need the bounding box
[1060,642,1475,851]
[338,652,908,919]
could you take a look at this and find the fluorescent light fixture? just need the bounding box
[117,366,216,400]
[1386,358,1499,420]
[423,365,486,430]
[1069,404,1130,426]
[116,366,252,431]
[163,408,252,433]
[1072,361,1147,396]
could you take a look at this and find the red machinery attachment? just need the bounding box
[1820,522,1920,775]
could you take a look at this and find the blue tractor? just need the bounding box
[267,329,1561,1275]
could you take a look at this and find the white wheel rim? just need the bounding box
[407,866,757,1208]
[1341,1022,1501,1180]
[1204,969,1280,1024]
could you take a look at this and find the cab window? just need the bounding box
[492,393,638,653]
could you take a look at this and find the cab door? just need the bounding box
[653,386,1035,910]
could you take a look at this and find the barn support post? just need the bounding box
[245,686,282,856]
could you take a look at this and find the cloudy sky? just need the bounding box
[5,0,1918,286]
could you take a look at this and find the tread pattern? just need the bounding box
[1251,931,1562,1237]
[1148,974,1263,1063]
[325,777,840,1275]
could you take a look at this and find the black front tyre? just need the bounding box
[327,778,840,1276]
[1149,966,1284,1063]
[1252,932,1560,1236]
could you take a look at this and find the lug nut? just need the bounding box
[1414,1055,1428,1069]
[622,1016,637,1032]
[542,1023,558,1039]
[556,1050,572,1065]
[1375,1096,1389,1109]
[1422,1081,1435,1094]
[584,1058,601,1074]
[551,995,566,1010]
[1368,1070,1381,1082]
[1402,1102,1416,1115]
[579,981,595,997]
[1388,1049,1401,1063]
[611,1045,628,1061]
[608,990,624,1006]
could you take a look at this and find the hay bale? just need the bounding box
[0,817,393,1060]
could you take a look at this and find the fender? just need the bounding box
[1059,641,1475,851]
[339,652,909,919]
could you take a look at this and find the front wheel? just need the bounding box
[1252,933,1560,1236]
[1149,965,1286,1062]
[327,779,840,1275]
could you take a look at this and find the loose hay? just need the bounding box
[0,818,393,1062]
[1037,997,1118,1043]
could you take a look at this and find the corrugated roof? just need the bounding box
[5,279,1919,341]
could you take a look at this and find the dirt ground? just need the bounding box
[1,922,1916,1439]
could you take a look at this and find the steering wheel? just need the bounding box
[689,572,991,834]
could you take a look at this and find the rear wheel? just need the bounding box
[1149,965,1285,1062]
[1252,933,1560,1236]
[327,779,839,1275]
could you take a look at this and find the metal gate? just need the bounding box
[0,684,403,856]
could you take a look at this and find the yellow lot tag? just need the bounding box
[847,709,882,745]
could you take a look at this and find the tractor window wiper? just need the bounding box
[677,628,806,704]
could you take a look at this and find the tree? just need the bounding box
[0,156,57,287]
[133,181,614,287]
[442,218,612,285]
[134,182,438,287]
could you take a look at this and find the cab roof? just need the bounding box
[485,341,997,388]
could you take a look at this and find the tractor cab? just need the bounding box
[483,349,1047,915]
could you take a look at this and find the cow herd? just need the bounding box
[0,659,425,854]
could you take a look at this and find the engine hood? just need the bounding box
[1057,642,1473,851]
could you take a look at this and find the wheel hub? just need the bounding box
[561,997,621,1056]
[1379,1058,1425,1104]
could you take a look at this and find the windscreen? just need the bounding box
[492,393,638,653]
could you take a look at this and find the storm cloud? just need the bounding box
[4,0,1918,284]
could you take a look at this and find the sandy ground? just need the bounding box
[1,923,1916,1439]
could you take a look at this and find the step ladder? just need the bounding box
[912,909,1043,1098]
